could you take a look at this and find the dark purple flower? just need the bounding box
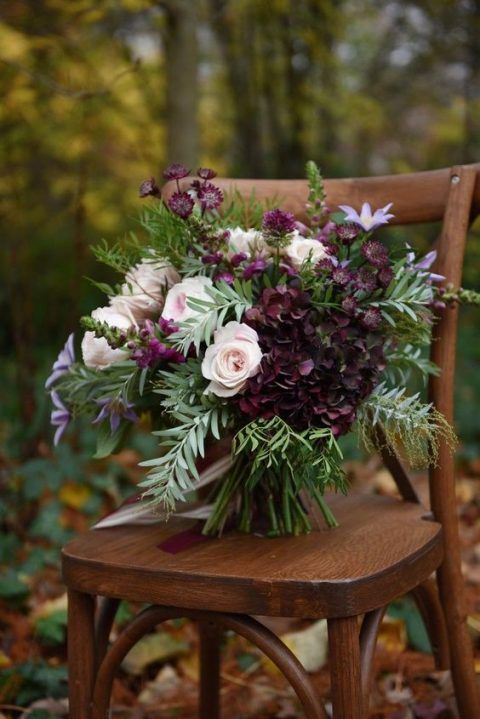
[341,296,358,315]
[377,266,394,288]
[168,191,194,219]
[331,266,352,287]
[315,257,335,273]
[93,397,139,434]
[163,163,190,181]
[214,271,234,284]
[360,307,383,330]
[317,220,337,241]
[46,333,75,389]
[353,267,378,293]
[360,239,389,268]
[336,222,360,246]
[50,391,71,446]
[243,258,268,280]
[139,177,160,198]
[197,182,224,211]
[262,208,296,235]
[197,167,217,180]
[159,317,179,336]
[130,337,185,368]
[201,251,223,265]
[230,252,248,267]
[240,287,385,435]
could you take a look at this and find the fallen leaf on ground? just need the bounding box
[121,632,189,675]
[263,619,328,674]
[138,664,180,704]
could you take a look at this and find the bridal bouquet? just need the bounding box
[47,162,472,536]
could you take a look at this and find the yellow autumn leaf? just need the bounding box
[377,617,408,653]
[59,482,92,510]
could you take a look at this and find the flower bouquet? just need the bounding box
[47,162,477,537]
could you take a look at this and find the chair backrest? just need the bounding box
[164,164,480,527]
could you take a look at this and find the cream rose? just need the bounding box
[161,276,213,323]
[285,230,329,268]
[81,306,133,370]
[111,259,180,322]
[226,226,269,258]
[202,321,263,397]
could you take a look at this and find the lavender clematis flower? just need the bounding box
[50,391,71,446]
[45,333,75,389]
[93,398,139,434]
[407,249,445,282]
[338,202,394,232]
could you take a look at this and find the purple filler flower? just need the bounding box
[163,163,190,181]
[93,398,139,434]
[45,333,75,389]
[168,191,194,219]
[50,391,71,446]
[262,208,296,235]
[139,177,160,198]
[197,182,224,211]
[243,258,268,280]
[339,202,394,232]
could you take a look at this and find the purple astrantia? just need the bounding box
[139,177,160,198]
[338,202,394,232]
[197,182,224,212]
[163,163,190,181]
[50,391,71,446]
[168,191,194,219]
[92,398,139,434]
[197,167,217,180]
[407,249,445,283]
[45,333,75,389]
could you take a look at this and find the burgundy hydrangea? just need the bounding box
[240,286,385,435]
[197,182,224,211]
[168,191,194,219]
[360,239,389,268]
[262,208,296,235]
[139,177,160,198]
[163,163,190,181]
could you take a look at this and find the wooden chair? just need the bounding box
[62,163,480,719]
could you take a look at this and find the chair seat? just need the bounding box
[62,493,443,618]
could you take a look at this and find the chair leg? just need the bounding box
[436,563,480,719]
[67,589,96,719]
[199,620,221,719]
[328,616,364,719]
[410,580,450,670]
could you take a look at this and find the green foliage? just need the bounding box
[382,344,440,386]
[139,399,231,511]
[138,202,196,267]
[34,610,68,646]
[218,190,280,230]
[370,262,434,325]
[0,569,30,603]
[357,383,457,469]
[170,280,254,354]
[0,660,68,705]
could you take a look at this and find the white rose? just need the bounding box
[226,226,269,258]
[202,321,263,397]
[81,306,133,370]
[111,259,180,322]
[161,276,213,323]
[284,231,329,268]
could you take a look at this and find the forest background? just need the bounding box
[1,1,480,717]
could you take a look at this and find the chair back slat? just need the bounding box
[428,165,477,522]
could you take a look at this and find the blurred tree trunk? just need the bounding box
[159,0,199,168]
[463,0,480,163]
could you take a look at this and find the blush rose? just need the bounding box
[202,321,263,397]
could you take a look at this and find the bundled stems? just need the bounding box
[202,455,339,537]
